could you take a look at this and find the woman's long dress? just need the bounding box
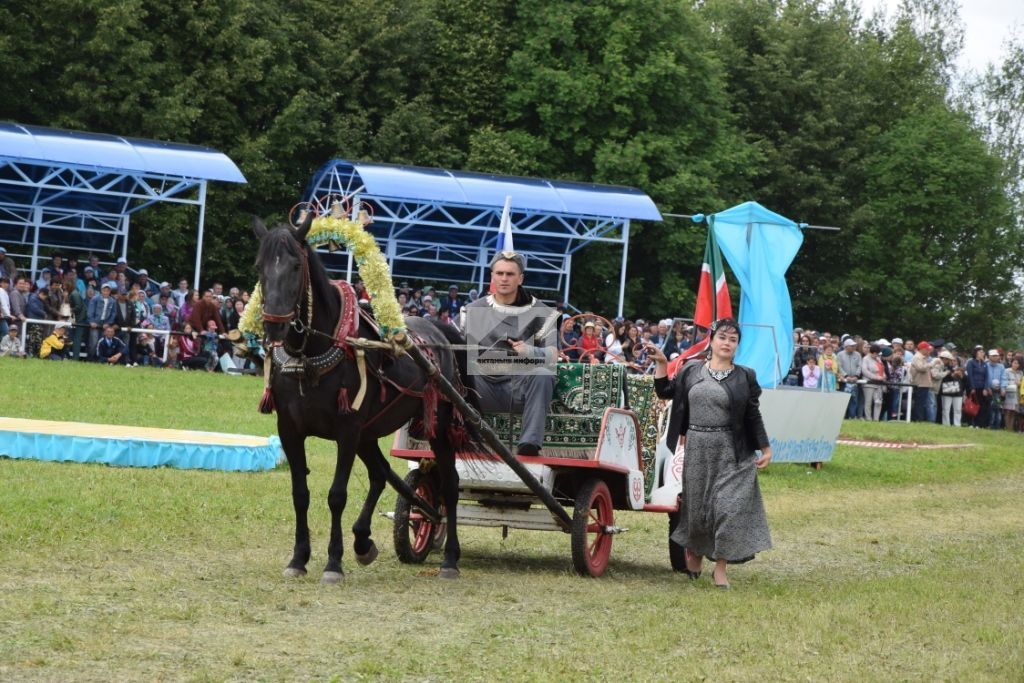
[670,364,772,562]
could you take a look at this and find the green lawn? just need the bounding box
[1,358,1022,682]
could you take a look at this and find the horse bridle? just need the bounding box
[262,244,314,352]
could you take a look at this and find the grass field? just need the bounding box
[1,358,1023,682]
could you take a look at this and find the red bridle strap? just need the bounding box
[261,247,311,324]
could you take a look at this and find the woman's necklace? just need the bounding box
[706,360,734,381]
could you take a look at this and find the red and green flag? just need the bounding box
[669,221,733,376]
[693,219,732,328]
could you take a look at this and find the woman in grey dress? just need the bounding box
[649,318,772,588]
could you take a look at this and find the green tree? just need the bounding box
[475,0,752,315]
[845,107,1020,341]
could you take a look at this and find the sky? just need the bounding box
[858,0,1023,75]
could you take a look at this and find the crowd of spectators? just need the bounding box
[786,328,1023,433]
[0,246,260,371]
[4,245,1021,435]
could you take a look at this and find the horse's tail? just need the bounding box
[429,320,487,453]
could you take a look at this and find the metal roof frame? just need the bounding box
[0,122,245,287]
[305,160,662,316]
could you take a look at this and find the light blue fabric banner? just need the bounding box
[0,428,282,471]
[711,202,803,388]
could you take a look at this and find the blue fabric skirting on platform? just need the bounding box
[0,429,283,472]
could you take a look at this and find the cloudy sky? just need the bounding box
[859,0,1023,74]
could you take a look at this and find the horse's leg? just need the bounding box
[323,438,357,584]
[431,404,461,579]
[352,436,389,565]
[281,429,312,578]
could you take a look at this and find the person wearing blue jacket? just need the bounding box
[25,286,49,356]
[987,349,1007,429]
[94,324,128,364]
[86,282,117,358]
[964,346,991,428]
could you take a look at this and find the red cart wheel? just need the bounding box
[571,478,614,577]
[393,468,446,564]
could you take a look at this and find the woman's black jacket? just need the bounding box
[654,360,770,461]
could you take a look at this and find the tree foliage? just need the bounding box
[0,0,1020,341]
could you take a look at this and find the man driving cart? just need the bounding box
[461,250,559,457]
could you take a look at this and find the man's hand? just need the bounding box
[510,339,529,356]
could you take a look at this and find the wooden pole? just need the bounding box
[397,334,573,532]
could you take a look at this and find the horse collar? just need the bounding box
[272,280,359,379]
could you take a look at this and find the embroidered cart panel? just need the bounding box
[406,363,667,500]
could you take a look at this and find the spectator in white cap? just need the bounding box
[891,337,905,360]
[443,284,462,318]
[987,349,1007,429]
[39,322,69,360]
[135,268,159,298]
[838,337,862,418]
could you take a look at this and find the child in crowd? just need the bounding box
[165,334,180,368]
[202,319,221,372]
[817,341,839,391]
[39,323,68,360]
[133,332,160,367]
[802,354,821,389]
[178,322,206,370]
[0,326,25,357]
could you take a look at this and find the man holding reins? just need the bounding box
[461,251,559,457]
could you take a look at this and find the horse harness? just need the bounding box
[266,267,448,421]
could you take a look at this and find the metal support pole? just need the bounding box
[30,206,42,283]
[563,253,572,304]
[192,181,208,291]
[397,335,573,532]
[120,213,130,264]
[345,199,357,283]
[477,243,488,294]
[617,221,630,318]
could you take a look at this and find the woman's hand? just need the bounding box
[645,342,668,365]
[755,448,772,469]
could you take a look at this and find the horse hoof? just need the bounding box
[438,567,460,580]
[283,567,307,578]
[321,571,344,585]
[355,542,379,566]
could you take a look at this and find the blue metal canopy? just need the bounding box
[305,160,661,315]
[0,122,246,287]
[0,123,245,183]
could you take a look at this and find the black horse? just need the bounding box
[254,212,473,581]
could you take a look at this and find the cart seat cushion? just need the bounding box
[552,363,627,415]
[482,363,627,458]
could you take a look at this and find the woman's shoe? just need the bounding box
[683,548,702,579]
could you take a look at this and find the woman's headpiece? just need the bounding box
[709,317,741,343]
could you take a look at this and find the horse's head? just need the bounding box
[253,212,314,344]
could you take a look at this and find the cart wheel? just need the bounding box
[571,478,614,577]
[393,469,447,564]
[667,511,687,572]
